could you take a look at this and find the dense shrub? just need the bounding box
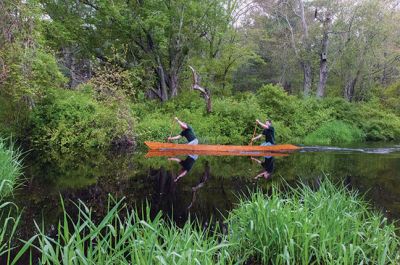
[134,85,400,146]
[0,47,67,138]
[30,87,132,153]
[304,121,365,145]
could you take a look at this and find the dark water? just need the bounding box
[11,143,400,241]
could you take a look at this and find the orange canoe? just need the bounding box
[145,150,289,158]
[145,141,301,153]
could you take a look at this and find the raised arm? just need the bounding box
[175,117,188,129]
[256,119,269,129]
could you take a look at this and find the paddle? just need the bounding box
[249,121,258,146]
[166,117,175,142]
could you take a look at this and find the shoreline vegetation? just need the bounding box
[3,179,399,264]
[5,83,399,155]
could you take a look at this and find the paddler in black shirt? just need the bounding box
[167,117,199,145]
[251,119,275,146]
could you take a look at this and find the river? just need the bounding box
[12,143,400,240]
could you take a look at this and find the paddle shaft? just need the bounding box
[167,117,174,142]
[249,122,258,146]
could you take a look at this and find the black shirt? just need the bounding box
[261,157,275,173]
[262,126,275,144]
[180,126,197,142]
[179,156,196,171]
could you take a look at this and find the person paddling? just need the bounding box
[251,119,275,145]
[168,117,199,145]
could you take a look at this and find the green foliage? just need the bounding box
[227,180,400,264]
[0,138,22,198]
[304,121,365,145]
[380,81,400,115]
[30,87,131,153]
[135,85,400,146]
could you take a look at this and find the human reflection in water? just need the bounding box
[168,154,198,182]
[187,161,210,209]
[251,156,275,180]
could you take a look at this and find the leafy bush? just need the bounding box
[134,84,400,147]
[30,87,132,153]
[0,47,67,138]
[304,121,365,145]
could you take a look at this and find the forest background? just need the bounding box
[1,0,400,153]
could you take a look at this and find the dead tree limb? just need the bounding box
[189,65,212,113]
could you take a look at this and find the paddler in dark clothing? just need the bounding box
[168,154,198,182]
[251,119,275,145]
[168,117,199,145]
[251,156,275,180]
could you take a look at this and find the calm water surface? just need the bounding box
[12,143,400,240]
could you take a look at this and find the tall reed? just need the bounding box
[8,179,400,264]
[0,138,22,262]
[227,180,400,264]
[12,198,239,265]
[0,138,22,198]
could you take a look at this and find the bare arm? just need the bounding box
[174,170,187,182]
[168,157,181,163]
[175,117,188,129]
[251,157,262,164]
[168,135,182,141]
[252,134,263,142]
[256,119,269,129]
[254,171,271,180]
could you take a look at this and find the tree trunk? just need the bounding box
[344,77,357,102]
[189,66,212,113]
[168,70,179,98]
[298,0,312,96]
[156,57,168,102]
[302,62,312,96]
[317,13,332,98]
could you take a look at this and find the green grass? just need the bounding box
[227,180,400,264]
[0,138,22,198]
[11,198,239,265]
[0,138,22,262]
[8,179,400,264]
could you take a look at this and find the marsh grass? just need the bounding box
[0,138,23,263]
[227,180,400,264]
[11,198,239,265]
[6,179,400,264]
[0,138,23,198]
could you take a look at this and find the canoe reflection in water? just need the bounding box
[251,156,275,180]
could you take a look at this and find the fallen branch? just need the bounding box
[189,65,212,113]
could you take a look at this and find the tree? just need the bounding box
[40,0,237,101]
